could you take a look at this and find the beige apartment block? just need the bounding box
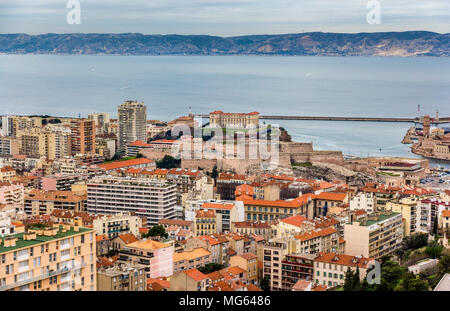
[0,224,96,291]
[24,189,86,216]
[313,252,374,288]
[344,212,403,258]
[93,212,143,239]
[97,262,146,291]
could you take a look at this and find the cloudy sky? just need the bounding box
[0,0,449,36]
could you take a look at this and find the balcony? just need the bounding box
[0,263,86,291]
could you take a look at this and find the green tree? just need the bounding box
[343,267,355,291]
[143,225,168,239]
[438,255,450,274]
[210,166,219,179]
[198,263,224,274]
[156,155,181,169]
[425,241,443,259]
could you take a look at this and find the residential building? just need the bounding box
[313,252,375,288]
[96,158,155,174]
[97,262,146,291]
[186,235,229,265]
[231,221,273,240]
[0,224,96,291]
[344,211,403,258]
[118,239,173,278]
[185,200,245,233]
[194,210,217,236]
[169,268,211,291]
[70,119,95,156]
[0,137,20,156]
[41,174,86,191]
[93,212,143,239]
[349,192,376,214]
[0,182,24,212]
[281,253,315,290]
[173,247,212,273]
[236,194,314,222]
[118,101,147,153]
[24,189,86,215]
[87,177,177,226]
[229,253,258,284]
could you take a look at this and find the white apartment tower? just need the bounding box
[87,177,177,226]
[118,101,147,153]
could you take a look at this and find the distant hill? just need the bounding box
[0,31,448,56]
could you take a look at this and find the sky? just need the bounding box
[0,0,449,36]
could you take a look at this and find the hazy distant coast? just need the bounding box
[0,31,449,57]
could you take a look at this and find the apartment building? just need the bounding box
[118,239,173,279]
[236,194,314,222]
[96,158,155,174]
[313,192,347,216]
[314,252,374,288]
[169,268,211,291]
[92,212,143,239]
[41,174,86,191]
[97,262,146,291]
[229,252,258,284]
[118,101,147,153]
[88,113,110,135]
[24,189,86,215]
[185,200,245,233]
[186,235,230,265]
[87,177,177,226]
[417,199,450,234]
[344,212,403,258]
[0,182,24,212]
[280,253,315,290]
[387,198,418,237]
[349,192,376,214]
[231,221,273,240]
[0,137,20,156]
[0,211,16,236]
[173,247,212,273]
[0,166,16,182]
[158,219,194,232]
[0,224,96,291]
[294,228,341,255]
[262,244,287,291]
[441,210,450,233]
[17,127,72,160]
[70,119,96,156]
[194,210,217,236]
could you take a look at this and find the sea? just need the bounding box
[1,55,449,166]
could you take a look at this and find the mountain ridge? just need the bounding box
[0,31,449,56]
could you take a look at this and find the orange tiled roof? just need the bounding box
[97,158,154,171]
[117,233,138,245]
[96,234,109,242]
[314,192,347,202]
[239,253,257,261]
[294,228,337,242]
[280,215,308,228]
[442,210,450,218]
[184,268,209,281]
[201,202,235,210]
[315,252,373,268]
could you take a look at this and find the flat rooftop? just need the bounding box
[364,212,401,227]
[0,226,93,254]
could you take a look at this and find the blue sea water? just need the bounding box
[1,55,449,161]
